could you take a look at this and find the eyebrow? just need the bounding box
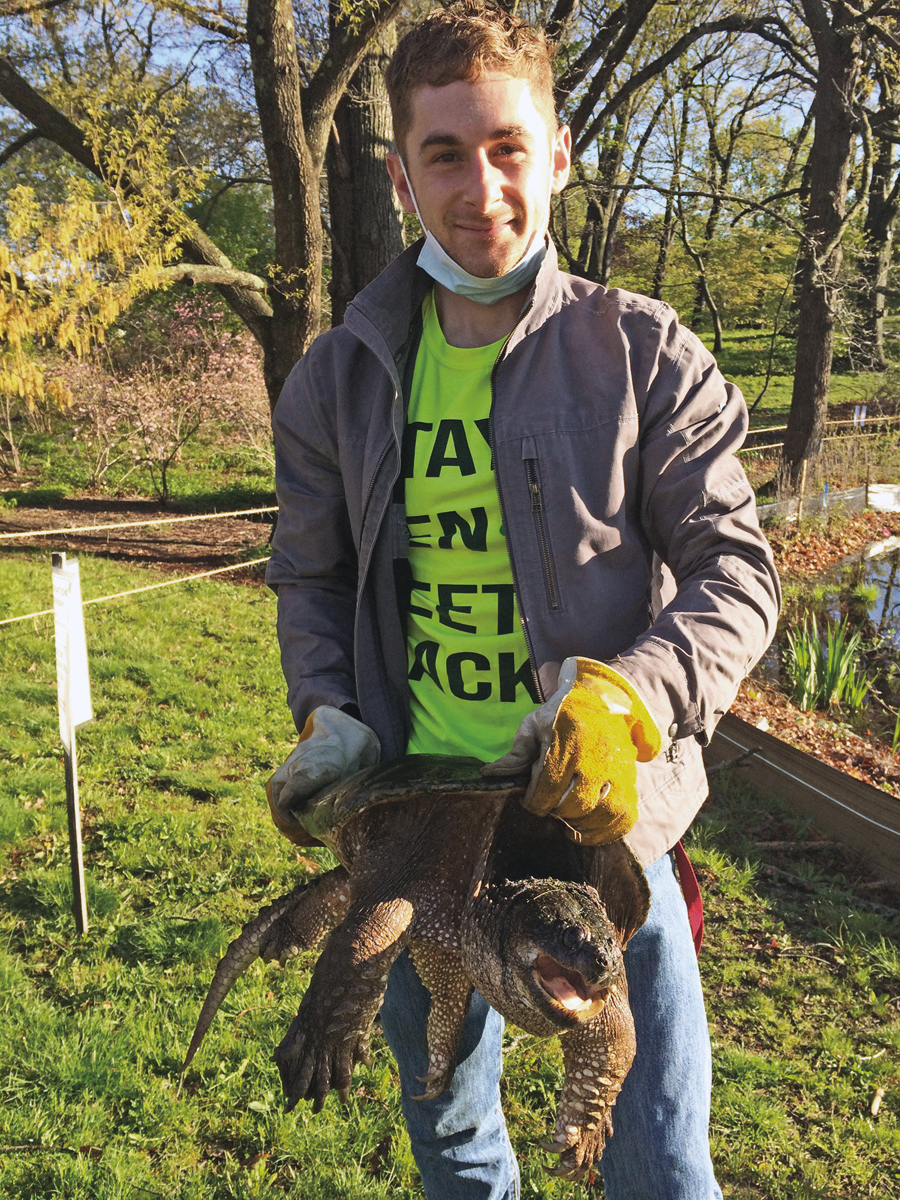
[418,125,533,153]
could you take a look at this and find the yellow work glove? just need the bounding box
[267,706,380,845]
[483,658,662,845]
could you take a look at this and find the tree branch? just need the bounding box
[864,19,900,53]
[543,0,579,48]
[301,0,402,166]
[160,263,270,291]
[571,17,814,158]
[0,53,273,343]
[0,54,97,175]
[0,127,39,167]
[859,0,900,16]
[154,0,245,42]
[0,0,71,15]
[555,0,658,117]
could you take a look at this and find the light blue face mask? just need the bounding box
[399,158,548,305]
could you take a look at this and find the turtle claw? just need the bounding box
[540,1140,594,1181]
[539,1122,608,1180]
[410,1059,454,1102]
[543,1160,591,1181]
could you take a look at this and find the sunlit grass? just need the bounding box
[1,553,898,1197]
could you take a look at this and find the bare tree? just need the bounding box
[0,0,403,408]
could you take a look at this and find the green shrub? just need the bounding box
[784,616,871,712]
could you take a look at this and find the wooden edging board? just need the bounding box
[703,712,900,878]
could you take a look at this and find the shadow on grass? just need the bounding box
[1,868,121,923]
[109,915,228,967]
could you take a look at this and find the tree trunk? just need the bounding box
[779,20,860,493]
[326,22,405,326]
[247,0,325,409]
[651,90,689,301]
[851,132,898,371]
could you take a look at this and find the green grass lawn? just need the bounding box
[1,552,899,1198]
[700,330,887,429]
[0,430,275,513]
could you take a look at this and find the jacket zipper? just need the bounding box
[359,435,393,539]
[355,383,406,745]
[523,457,560,611]
[488,306,545,701]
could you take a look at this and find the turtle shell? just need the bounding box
[297,754,528,848]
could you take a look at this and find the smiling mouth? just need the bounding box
[456,223,512,238]
[531,953,612,1020]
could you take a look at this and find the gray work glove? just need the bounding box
[267,706,380,844]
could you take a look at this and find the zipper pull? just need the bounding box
[529,478,542,513]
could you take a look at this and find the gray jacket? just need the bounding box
[267,241,780,865]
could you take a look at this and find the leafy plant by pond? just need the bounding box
[783,616,871,712]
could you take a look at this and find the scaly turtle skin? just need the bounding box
[183,754,650,1179]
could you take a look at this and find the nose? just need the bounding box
[465,150,504,212]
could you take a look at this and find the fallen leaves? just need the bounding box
[766,510,900,578]
[733,679,900,798]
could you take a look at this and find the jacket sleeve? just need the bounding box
[609,307,781,747]
[265,348,360,734]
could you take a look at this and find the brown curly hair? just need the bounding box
[385,1,557,155]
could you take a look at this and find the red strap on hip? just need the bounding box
[673,840,704,956]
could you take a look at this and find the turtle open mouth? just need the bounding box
[531,953,611,1020]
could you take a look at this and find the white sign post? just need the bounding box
[52,553,93,933]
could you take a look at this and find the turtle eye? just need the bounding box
[562,926,590,950]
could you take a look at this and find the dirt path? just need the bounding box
[4,499,900,794]
[0,498,274,576]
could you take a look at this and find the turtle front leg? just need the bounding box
[407,941,474,1100]
[542,982,636,1180]
[275,897,414,1112]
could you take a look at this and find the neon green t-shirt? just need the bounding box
[404,292,539,762]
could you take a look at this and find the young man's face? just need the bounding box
[387,74,571,280]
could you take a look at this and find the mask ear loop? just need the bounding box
[398,156,427,231]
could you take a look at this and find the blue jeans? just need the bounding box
[380,851,722,1199]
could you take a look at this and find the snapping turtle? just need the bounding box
[183,755,649,1178]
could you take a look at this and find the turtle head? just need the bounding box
[462,878,623,1035]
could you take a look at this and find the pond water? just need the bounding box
[858,549,900,645]
[827,542,900,649]
[760,542,900,693]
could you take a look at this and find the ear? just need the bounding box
[551,125,571,196]
[386,152,418,215]
[581,837,650,946]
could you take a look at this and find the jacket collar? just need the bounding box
[344,236,565,365]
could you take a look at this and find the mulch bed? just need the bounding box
[0,496,274,577]
[736,509,900,797]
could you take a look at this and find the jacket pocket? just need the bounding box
[522,438,560,611]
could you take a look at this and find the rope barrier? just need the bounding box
[739,426,900,454]
[0,505,277,542]
[0,556,271,628]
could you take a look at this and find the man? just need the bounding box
[265,3,780,1197]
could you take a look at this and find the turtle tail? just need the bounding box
[182,865,351,1073]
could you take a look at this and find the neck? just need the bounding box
[433,282,530,348]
